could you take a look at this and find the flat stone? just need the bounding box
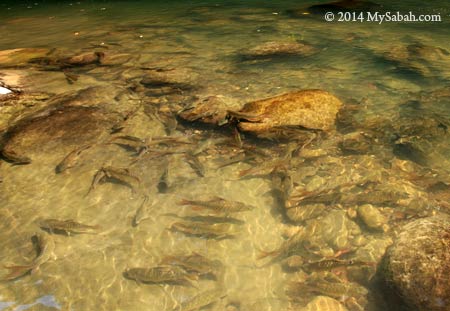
[231,89,343,133]
[1,105,118,164]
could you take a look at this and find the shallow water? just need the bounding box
[1,1,450,311]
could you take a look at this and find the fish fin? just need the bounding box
[210,196,224,201]
[161,213,178,218]
[256,248,277,260]
[178,199,193,206]
[238,169,251,177]
[191,206,205,211]
[2,264,34,280]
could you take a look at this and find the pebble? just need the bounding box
[0,86,12,95]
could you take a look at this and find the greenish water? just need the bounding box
[0,1,449,311]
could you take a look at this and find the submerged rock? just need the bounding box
[230,90,343,133]
[307,0,381,14]
[288,0,381,17]
[298,296,348,311]
[178,95,239,125]
[383,214,450,311]
[241,41,317,59]
[61,51,105,67]
[0,48,50,68]
[357,204,388,231]
[382,43,450,77]
[140,67,199,91]
[0,105,118,164]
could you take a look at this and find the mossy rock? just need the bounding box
[383,214,450,311]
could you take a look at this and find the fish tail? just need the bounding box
[178,199,193,206]
[186,273,199,281]
[238,169,251,177]
[2,264,34,281]
[256,249,278,260]
[91,225,102,231]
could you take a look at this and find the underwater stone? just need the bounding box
[0,48,50,67]
[383,214,450,311]
[287,0,381,17]
[1,105,117,163]
[382,43,450,77]
[357,204,388,231]
[231,90,343,133]
[241,41,317,59]
[298,295,348,311]
[140,67,199,90]
[179,95,239,125]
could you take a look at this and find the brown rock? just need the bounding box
[0,48,50,68]
[62,51,105,67]
[140,68,199,90]
[383,43,450,77]
[1,106,117,164]
[231,90,343,133]
[179,95,239,125]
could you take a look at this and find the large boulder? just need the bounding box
[230,90,343,133]
[383,214,450,311]
[0,105,117,164]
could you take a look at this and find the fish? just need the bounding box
[1,149,31,165]
[185,153,205,177]
[303,259,376,272]
[232,126,243,148]
[216,153,250,169]
[39,218,100,235]
[258,229,305,261]
[169,221,238,239]
[123,266,197,286]
[160,252,223,277]
[85,168,106,196]
[132,195,152,227]
[2,232,55,281]
[271,168,293,208]
[55,144,92,173]
[87,166,141,195]
[109,135,146,154]
[174,288,226,311]
[190,137,228,156]
[158,163,169,193]
[162,213,245,225]
[227,110,267,122]
[62,69,79,84]
[238,157,290,178]
[155,112,178,135]
[179,197,256,214]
